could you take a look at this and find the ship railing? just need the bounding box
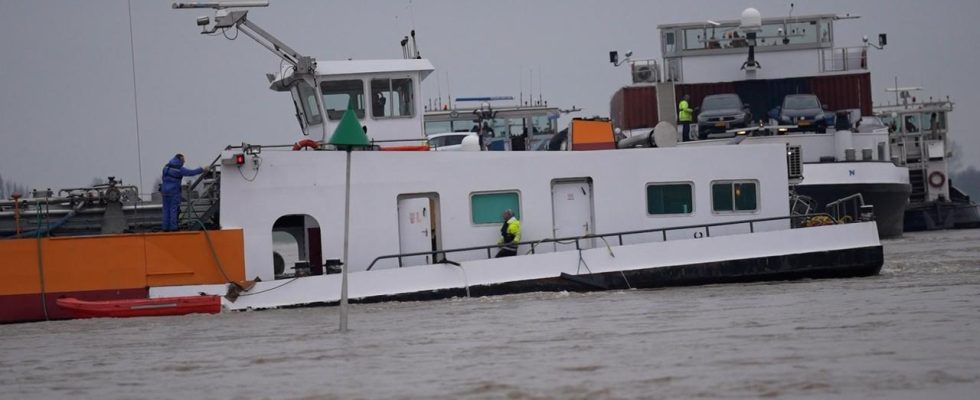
[365,213,845,271]
[180,153,224,228]
[819,47,868,73]
[186,153,224,194]
[825,193,866,222]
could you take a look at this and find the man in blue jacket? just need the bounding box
[161,154,205,231]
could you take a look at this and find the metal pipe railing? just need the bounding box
[366,213,843,271]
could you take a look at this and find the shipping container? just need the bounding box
[610,86,659,130]
[810,72,872,115]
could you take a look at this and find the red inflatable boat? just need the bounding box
[56,295,221,318]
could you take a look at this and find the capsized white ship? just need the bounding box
[157,2,883,310]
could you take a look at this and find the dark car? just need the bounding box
[778,94,828,133]
[696,94,752,139]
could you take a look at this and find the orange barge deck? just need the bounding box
[0,229,245,323]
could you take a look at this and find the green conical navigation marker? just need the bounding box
[327,107,370,148]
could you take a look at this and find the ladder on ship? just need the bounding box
[179,154,222,229]
[908,168,926,203]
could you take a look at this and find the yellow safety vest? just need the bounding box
[678,100,693,122]
[498,217,521,249]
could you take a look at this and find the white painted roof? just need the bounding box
[316,58,434,79]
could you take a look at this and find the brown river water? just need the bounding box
[2,229,979,399]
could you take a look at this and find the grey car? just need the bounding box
[696,94,752,139]
[778,94,828,133]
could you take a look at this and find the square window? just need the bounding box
[712,181,757,212]
[371,78,414,118]
[320,80,365,120]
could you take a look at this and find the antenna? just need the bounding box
[446,71,452,109]
[519,65,523,107]
[529,68,534,108]
[538,67,543,106]
[410,30,421,59]
[436,69,442,109]
[400,35,410,59]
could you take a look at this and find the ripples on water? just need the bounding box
[2,230,980,399]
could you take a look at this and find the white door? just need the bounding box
[552,180,595,251]
[397,197,433,266]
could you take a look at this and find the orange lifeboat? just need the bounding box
[56,295,221,318]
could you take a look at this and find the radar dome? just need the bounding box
[740,8,762,32]
[460,134,481,151]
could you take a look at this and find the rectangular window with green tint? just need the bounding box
[712,183,733,212]
[471,191,520,224]
[733,182,757,211]
[712,181,758,212]
[646,183,693,215]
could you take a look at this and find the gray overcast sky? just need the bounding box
[2,0,979,193]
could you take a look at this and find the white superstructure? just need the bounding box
[157,3,884,310]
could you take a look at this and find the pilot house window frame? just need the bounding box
[646,182,695,216]
[320,79,366,121]
[296,82,323,126]
[370,77,415,119]
[711,180,759,213]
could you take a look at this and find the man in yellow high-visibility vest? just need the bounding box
[495,209,521,258]
[678,94,695,142]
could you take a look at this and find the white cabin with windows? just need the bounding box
[218,144,790,281]
[272,59,434,143]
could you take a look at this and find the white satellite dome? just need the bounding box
[740,8,762,32]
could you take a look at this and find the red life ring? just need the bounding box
[292,139,320,151]
[928,171,945,188]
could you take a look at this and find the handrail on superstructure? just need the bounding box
[186,153,223,194]
[365,213,850,271]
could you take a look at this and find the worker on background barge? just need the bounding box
[160,154,204,231]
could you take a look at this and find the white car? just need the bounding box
[427,132,474,151]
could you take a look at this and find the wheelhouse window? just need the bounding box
[321,80,365,120]
[924,112,945,132]
[712,181,758,212]
[297,82,322,126]
[903,114,920,133]
[424,120,452,135]
[663,31,677,55]
[470,191,520,225]
[646,183,694,215]
[371,78,414,118]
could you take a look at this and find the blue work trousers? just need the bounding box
[162,193,181,231]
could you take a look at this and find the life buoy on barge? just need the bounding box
[928,171,945,188]
[292,139,320,151]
